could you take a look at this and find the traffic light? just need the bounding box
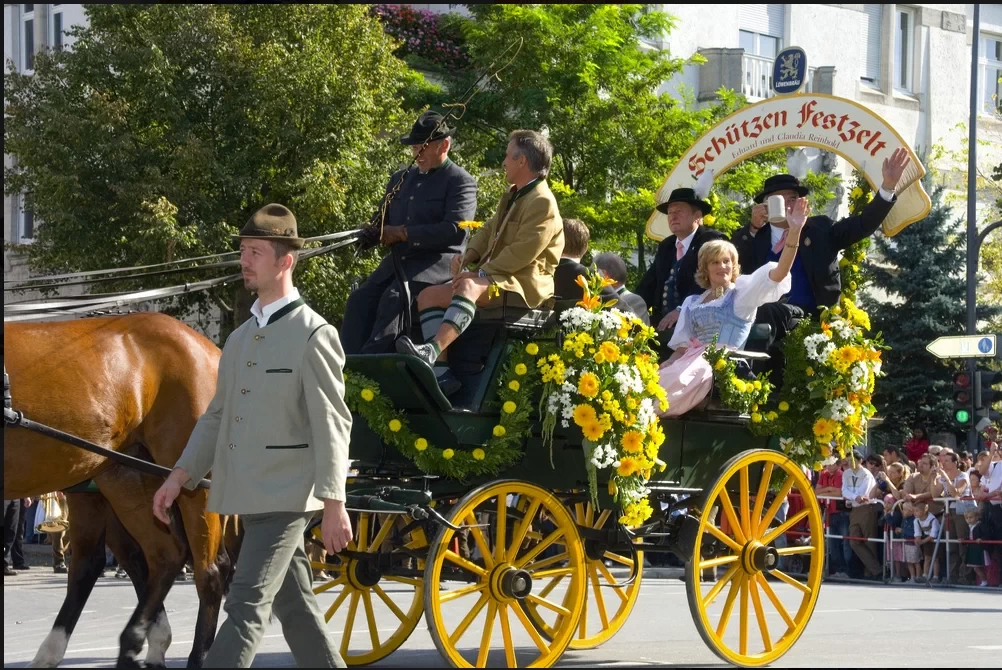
[975,369,1002,411]
[953,371,973,426]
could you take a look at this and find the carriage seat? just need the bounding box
[345,354,452,412]
[474,294,559,334]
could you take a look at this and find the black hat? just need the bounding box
[755,174,810,203]
[655,188,712,216]
[233,204,305,249]
[399,111,454,146]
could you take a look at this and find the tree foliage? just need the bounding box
[4,4,411,337]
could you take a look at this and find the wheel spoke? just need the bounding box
[323,586,350,622]
[776,544,816,556]
[760,508,810,547]
[699,554,739,570]
[593,508,611,530]
[443,550,488,578]
[476,601,497,668]
[439,582,487,603]
[384,575,422,587]
[770,569,812,595]
[525,592,572,618]
[373,584,407,622]
[701,563,740,609]
[357,514,370,552]
[524,551,569,573]
[368,514,395,553]
[602,551,634,567]
[537,574,565,599]
[739,468,751,539]
[577,588,588,638]
[756,475,796,539]
[755,573,795,631]
[589,565,610,629]
[495,495,508,564]
[511,595,552,655]
[514,527,563,568]
[449,591,490,646]
[361,590,380,651]
[527,567,574,580]
[596,562,630,603]
[714,572,744,639]
[704,523,744,553]
[466,513,496,570]
[739,575,749,656]
[313,575,346,595]
[584,502,596,528]
[716,488,748,545]
[499,603,518,668]
[341,591,360,657]
[507,498,542,563]
[749,577,773,653]
[751,462,774,537]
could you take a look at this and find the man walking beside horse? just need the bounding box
[154,204,354,668]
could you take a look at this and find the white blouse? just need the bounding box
[668,262,792,350]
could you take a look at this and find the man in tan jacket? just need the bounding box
[153,204,353,668]
[396,129,563,369]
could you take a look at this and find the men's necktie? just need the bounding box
[772,229,789,255]
[676,240,684,261]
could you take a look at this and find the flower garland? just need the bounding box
[343,339,545,480]
[706,172,884,470]
[539,274,668,528]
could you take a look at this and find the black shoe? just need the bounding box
[13,564,30,571]
[395,336,438,367]
[4,566,17,576]
[436,368,462,397]
[53,563,67,574]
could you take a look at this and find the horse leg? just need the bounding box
[31,492,109,668]
[94,467,187,669]
[102,502,173,669]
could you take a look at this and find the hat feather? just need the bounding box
[692,168,714,200]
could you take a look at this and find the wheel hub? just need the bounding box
[348,558,382,588]
[489,564,533,601]
[741,540,779,574]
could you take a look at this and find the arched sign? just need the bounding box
[647,93,932,241]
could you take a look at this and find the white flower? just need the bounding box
[828,397,855,421]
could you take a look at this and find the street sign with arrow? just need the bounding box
[926,334,997,359]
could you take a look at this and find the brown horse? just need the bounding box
[3,313,228,667]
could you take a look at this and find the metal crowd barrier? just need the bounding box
[812,494,1002,588]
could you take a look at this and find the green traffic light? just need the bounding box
[955,409,971,424]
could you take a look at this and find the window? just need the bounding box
[19,194,35,242]
[981,34,1002,115]
[739,4,784,58]
[740,30,780,59]
[22,4,34,72]
[52,9,63,50]
[894,7,914,92]
[861,4,882,86]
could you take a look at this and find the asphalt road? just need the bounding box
[4,566,999,668]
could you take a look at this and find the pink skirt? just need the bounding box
[657,340,713,418]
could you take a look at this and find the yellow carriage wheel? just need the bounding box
[686,449,824,667]
[424,480,587,668]
[311,512,427,666]
[520,498,643,649]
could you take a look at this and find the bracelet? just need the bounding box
[785,243,800,249]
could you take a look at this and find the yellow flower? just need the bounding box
[388,419,402,432]
[621,430,645,454]
[593,351,607,364]
[766,411,778,421]
[850,186,863,200]
[752,404,759,412]
[608,479,618,496]
[508,380,520,391]
[751,412,763,423]
[617,456,641,477]
[752,380,762,390]
[573,404,598,427]
[472,448,486,461]
[703,214,716,226]
[578,372,600,399]
[457,220,483,231]
[442,448,455,460]
[813,417,838,439]
[525,343,539,355]
[360,388,375,402]
[778,401,790,412]
[714,359,727,371]
[582,421,607,441]
[503,401,517,414]
[599,341,620,362]
[514,363,527,376]
[813,461,823,472]
[414,437,428,451]
[492,425,506,437]
[805,366,814,376]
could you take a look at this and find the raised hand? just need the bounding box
[786,197,811,232]
[881,148,910,192]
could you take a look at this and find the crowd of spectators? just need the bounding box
[814,431,1002,588]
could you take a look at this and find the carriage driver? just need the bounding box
[153,204,353,668]
[395,129,564,378]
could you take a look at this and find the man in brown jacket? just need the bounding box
[396,129,563,368]
[153,204,353,668]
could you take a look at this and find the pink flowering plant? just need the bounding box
[370,4,470,71]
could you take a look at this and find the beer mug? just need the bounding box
[767,194,787,223]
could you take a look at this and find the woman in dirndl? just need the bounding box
[656,199,807,416]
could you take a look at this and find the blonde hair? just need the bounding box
[695,240,741,289]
